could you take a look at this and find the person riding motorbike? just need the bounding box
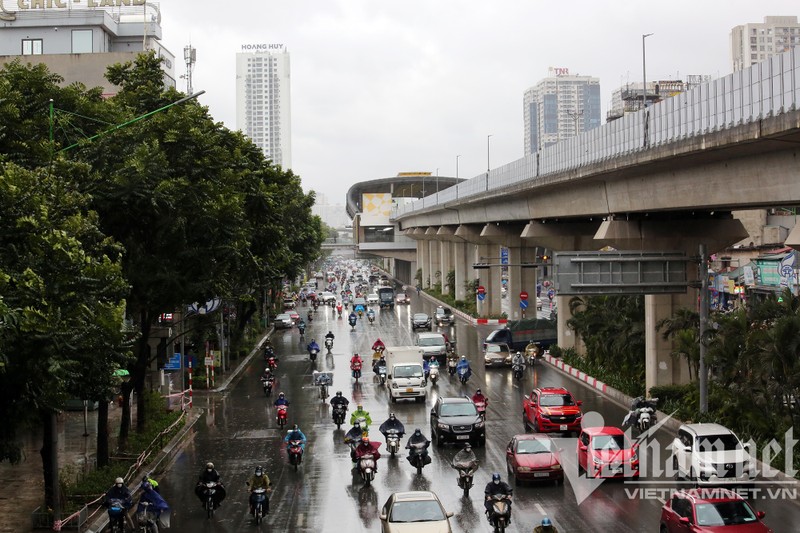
[350,352,364,370]
[348,311,357,324]
[260,367,273,381]
[456,356,472,380]
[373,354,387,375]
[511,350,526,368]
[472,389,488,407]
[330,391,350,410]
[247,466,271,516]
[484,473,513,522]
[378,413,406,439]
[354,435,382,472]
[405,428,431,466]
[350,404,372,428]
[284,424,308,451]
[103,477,133,530]
[336,301,343,315]
[534,517,559,533]
[372,338,386,353]
[451,443,479,473]
[307,309,314,321]
[136,479,170,528]
[366,308,376,321]
[195,462,226,508]
[307,339,320,355]
[325,331,335,341]
[297,318,306,331]
[273,392,290,407]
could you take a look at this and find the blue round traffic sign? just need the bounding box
[520,300,529,309]
[477,293,486,301]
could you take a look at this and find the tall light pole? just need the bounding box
[456,155,461,180]
[487,134,493,173]
[642,33,653,112]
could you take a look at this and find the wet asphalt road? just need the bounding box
[155,291,800,532]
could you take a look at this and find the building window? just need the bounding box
[22,39,43,55]
[71,29,93,53]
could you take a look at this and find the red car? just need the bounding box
[577,426,639,479]
[522,387,583,435]
[660,489,772,532]
[505,434,563,485]
[288,310,300,323]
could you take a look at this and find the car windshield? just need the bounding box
[516,439,555,454]
[389,500,446,523]
[591,434,630,450]
[414,314,429,321]
[437,308,451,315]
[440,403,477,417]
[696,434,743,452]
[418,337,444,347]
[486,345,506,353]
[394,365,423,378]
[276,314,290,320]
[539,394,575,407]
[694,501,757,526]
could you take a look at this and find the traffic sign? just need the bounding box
[520,291,529,300]
[477,286,486,295]
[477,293,486,301]
[164,353,181,371]
[520,300,529,309]
[548,288,555,300]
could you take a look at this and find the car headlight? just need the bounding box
[437,423,449,430]
[391,383,398,389]
[593,456,603,465]
[474,420,484,429]
[551,464,562,470]
[517,467,532,472]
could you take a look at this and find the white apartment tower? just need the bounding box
[731,16,800,72]
[523,68,601,156]
[236,45,292,168]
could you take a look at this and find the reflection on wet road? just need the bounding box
[155,291,800,532]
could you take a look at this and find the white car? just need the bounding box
[380,491,453,533]
[367,293,380,305]
[318,291,337,304]
[672,423,756,486]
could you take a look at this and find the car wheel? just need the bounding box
[660,525,668,533]
[478,436,486,447]
[435,431,444,448]
[556,476,564,486]
[532,419,540,433]
[522,414,530,432]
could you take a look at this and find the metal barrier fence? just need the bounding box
[396,47,800,218]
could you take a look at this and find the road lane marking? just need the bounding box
[535,503,546,515]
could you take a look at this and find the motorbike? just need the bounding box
[455,464,478,497]
[106,499,128,533]
[298,323,305,335]
[260,377,273,397]
[448,357,458,376]
[319,380,329,401]
[367,312,375,324]
[525,342,541,366]
[351,360,362,381]
[201,481,219,518]
[287,439,304,470]
[313,300,319,312]
[276,405,288,428]
[384,430,401,456]
[135,501,159,533]
[487,494,512,532]
[325,338,334,353]
[458,366,471,384]
[623,396,659,432]
[349,316,357,331]
[429,362,440,385]
[264,346,275,362]
[407,441,431,475]
[308,347,319,361]
[474,400,487,420]
[357,309,364,318]
[250,487,268,524]
[332,405,347,429]
[358,453,377,486]
[512,362,525,381]
[377,365,387,385]
[267,356,278,372]
[307,311,313,322]
[337,307,343,318]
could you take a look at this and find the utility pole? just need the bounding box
[699,243,709,413]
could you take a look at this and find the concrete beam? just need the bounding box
[521,221,602,250]
[454,224,484,243]
[594,218,750,255]
[479,223,526,247]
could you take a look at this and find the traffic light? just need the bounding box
[541,255,549,262]
[472,263,491,270]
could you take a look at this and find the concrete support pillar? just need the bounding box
[488,246,502,317]
[453,242,469,302]
[645,294,676,395]
[417,239,429,290]
[476,244,492,317]
[440,241,454,296]
[557,295,580,352]
[507,247,539,320]
[428,238,441,289]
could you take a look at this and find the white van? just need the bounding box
[415,332,448,360]
[385,346,426,403]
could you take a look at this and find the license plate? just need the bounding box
[406,388,414,393]
[560,424,568,431]
[456,435,470,440]
[533,472,549,478]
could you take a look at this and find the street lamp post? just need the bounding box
[642,33,653,112]
[456,155,460,180]
[487,134,493,173]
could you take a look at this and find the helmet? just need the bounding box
[115,477,124,486]
[255,466,263,476]
[357,404,363,410]
[278,392,285,398]
[353,420,361,427]
[492,473,501,484]
[413,428,422,435]
[292,424,299,431]
[461,355,467,361]
[541,518,553,527]
[336,391,343,397]
[380,355,386,360]
[206,462,214,470]
[475,389,482,395]
[361,435,370,444]
[463,443,472,451]
[388,412,396,420]
[516,351,521,356]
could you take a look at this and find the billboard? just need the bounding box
[361,193,393,226]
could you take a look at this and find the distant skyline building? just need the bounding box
[523,68,601,156]
[235,44,292,169]
[606,77,709,122]
[731,16,800,72]
[311,192,351,229]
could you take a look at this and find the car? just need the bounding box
[434,306,454,326]
[274,313,293,329]
[430,396,485,446]
[484,342,512,366]
[380,491,454,533]
[672,423,756,486]
[660,489,772,532]
[577,426,639,478]
[522,387,583,434]
[506,434,564,485]
[282,298,296,310]
[395,292,409,305]
[288,310,300,322]
[318,291,337,304]
[411,313,432,330]
[353,297,368,309]
[415,332,448,360]
[367,293,380,305]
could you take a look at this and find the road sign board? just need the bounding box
[477,286,486,295]
[520,300,529,309]
[548,288,555,300]
[520,291,529,300]
[477,293,486,301]
[501,248,509,265]
[164,354,181,371]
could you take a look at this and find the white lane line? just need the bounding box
[535,503,546,515]
[297,512,305,526]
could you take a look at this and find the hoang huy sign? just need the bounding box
[8,0,145,9]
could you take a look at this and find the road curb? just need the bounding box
[212,329,274,393]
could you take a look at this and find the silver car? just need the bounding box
[274,313,294,329]
[484,342,512,366]
[380,491,453,533]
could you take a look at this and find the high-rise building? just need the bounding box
[235,45,292,169]
[523,68,601,155]
[731,16,800,72]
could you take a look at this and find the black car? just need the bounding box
[430,397,485,446]
[411,313,432,330]
[434,306,454,326]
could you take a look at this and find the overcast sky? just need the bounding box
[158,1,797,205]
